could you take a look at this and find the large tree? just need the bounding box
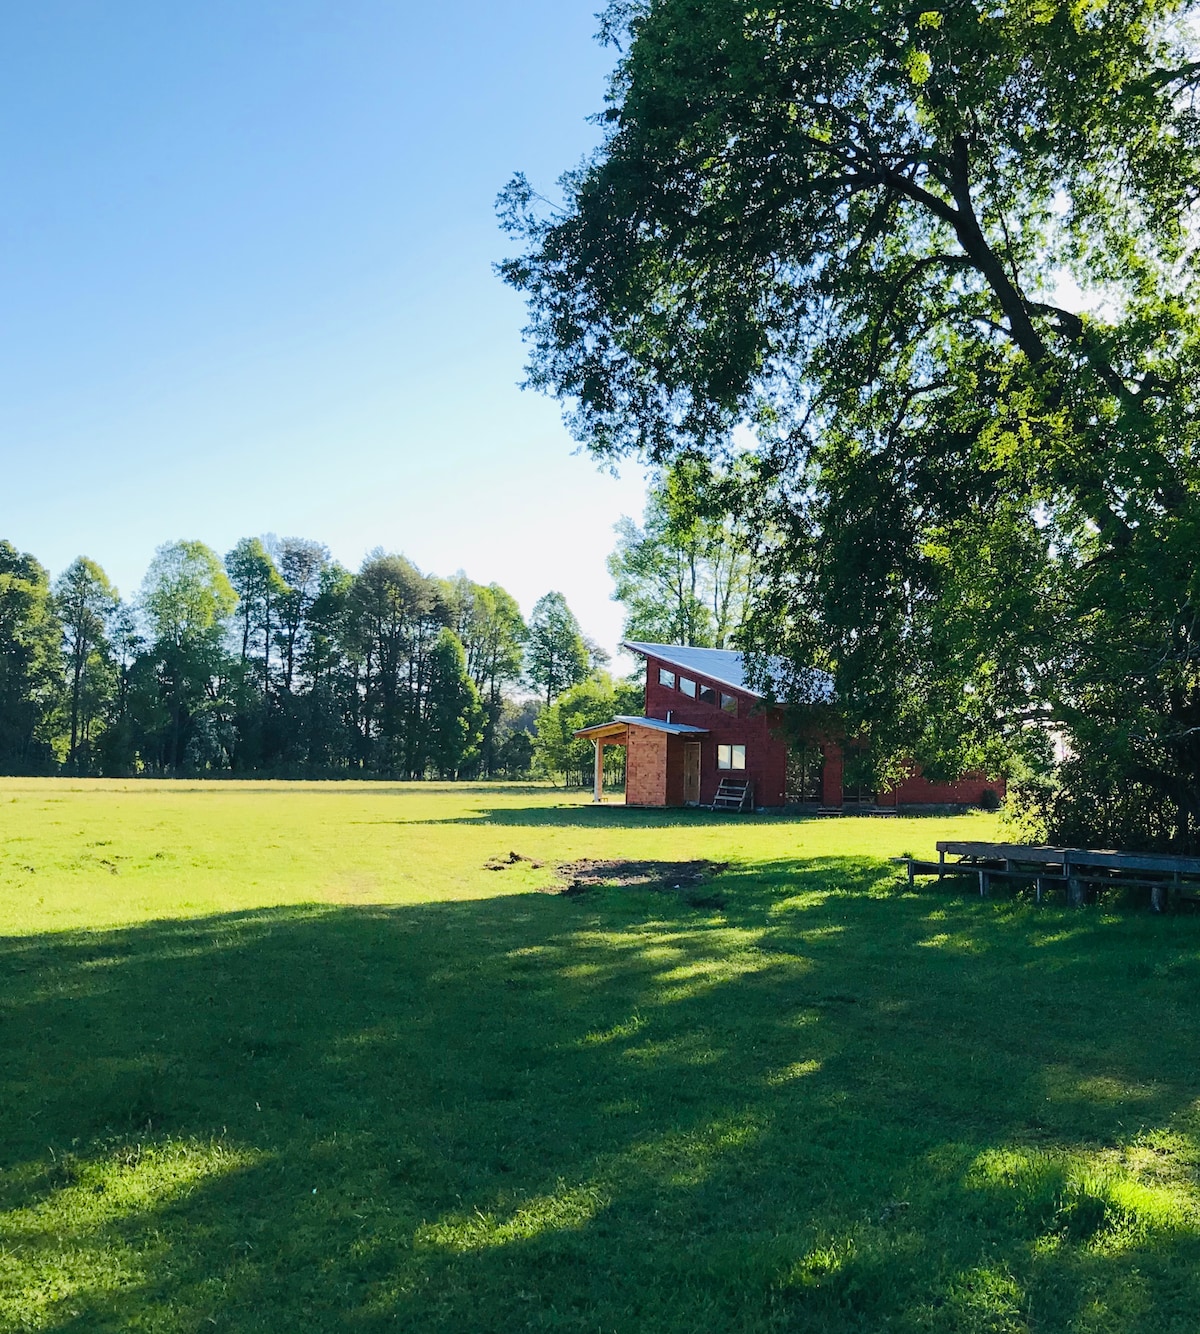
[53,557,119,770]
[525,591,592,707]
[225,537,288,694]
[140,541,237,773]
[422,628,486,779]
[502,0,1200,847]
[450,576,527,776]
[0,542,62,773]
[275,538,330,697]
[610,458,755,647]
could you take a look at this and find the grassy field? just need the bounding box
[2,780,1199,1332]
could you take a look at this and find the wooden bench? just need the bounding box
[896,841,1200,911]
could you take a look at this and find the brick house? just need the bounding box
[575,641,1004,811]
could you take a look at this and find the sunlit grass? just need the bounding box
[3,779,1200,1330]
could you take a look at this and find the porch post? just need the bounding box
[593,739,604,803]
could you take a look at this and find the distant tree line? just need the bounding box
[0,535,603,780]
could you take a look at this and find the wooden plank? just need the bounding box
[1064,848,1200,876]
[937,840,1200,877]
[937,841,1068,864]
[905,859,988,876]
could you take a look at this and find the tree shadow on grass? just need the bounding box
[371,801,808,830]
[3,862,1200,1331]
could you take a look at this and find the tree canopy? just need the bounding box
[526,591,592,706]
[609,458,755,647]
[502,0,1200,847]
[0,532,586,783]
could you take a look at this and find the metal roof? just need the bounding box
[615,714,708,735]
[574,714,709,740]
[622,642,833,703]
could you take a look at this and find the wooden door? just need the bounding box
[683,743,702,805]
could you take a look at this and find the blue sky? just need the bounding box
[0,1,649,657]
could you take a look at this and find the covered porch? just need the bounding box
[574,715,709,806]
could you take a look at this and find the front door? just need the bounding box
[683,743,702,805]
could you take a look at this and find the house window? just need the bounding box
[679,677,696,697]
[699,684,718,705]
[721,693,738,715]
[659,668,676,688]
[717,744,746,770]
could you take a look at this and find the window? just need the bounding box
[679,677,696,697]
[786,741,824,802]
[699,684,718,705]
[658,668,676,688]
[718,744,746,770]
[721,693,738,715]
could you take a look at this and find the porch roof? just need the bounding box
[574,715,710,742]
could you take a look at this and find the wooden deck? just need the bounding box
[896,841,1200,911]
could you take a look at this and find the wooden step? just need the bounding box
[712,778,753,813]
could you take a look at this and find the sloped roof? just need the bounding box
[614,715,708,735]
[574,715,709,740]
[622,641,833,704]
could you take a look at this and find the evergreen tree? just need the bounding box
[525,592,590,707]
[423,629,485,778]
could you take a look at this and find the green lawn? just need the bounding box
[2,780,1199,1332]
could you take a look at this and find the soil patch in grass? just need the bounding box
[553,857,729,905]
[483,851,544,871]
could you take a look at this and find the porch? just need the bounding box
[574,715,709,807]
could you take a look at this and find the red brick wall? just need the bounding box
[643,656,789,806]
[881,768,1006,807]
[638,653,1004,809]
[820,741,844,807]
[626,726,668,806]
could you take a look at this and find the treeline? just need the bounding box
[0,536,604,779]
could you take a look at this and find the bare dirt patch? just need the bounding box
[484,852,544,871]
[482,854,730,907]
[552,858,730,906]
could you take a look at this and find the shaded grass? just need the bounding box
[2,781,1200,1330]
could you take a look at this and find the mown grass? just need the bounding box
[2,780,1199,1331]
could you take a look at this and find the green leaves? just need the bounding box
[503,0,1200,844]
[526,592,592,707]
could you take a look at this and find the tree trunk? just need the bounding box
[69,646,84,767]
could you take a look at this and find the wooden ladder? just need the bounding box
[712,778,753,812]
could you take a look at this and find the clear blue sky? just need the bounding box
[0,1,649,657]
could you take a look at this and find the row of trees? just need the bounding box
[0,535,602,779]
